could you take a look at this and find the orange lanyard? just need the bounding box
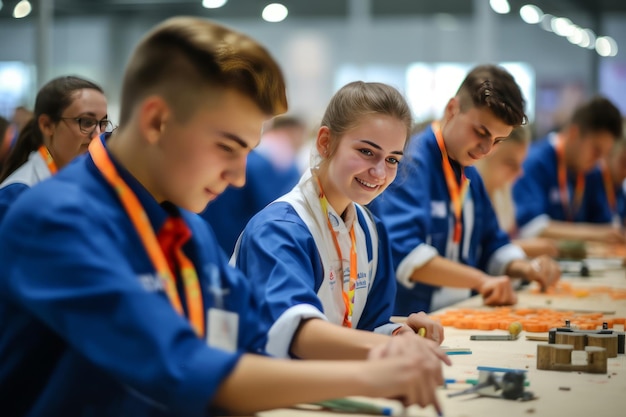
[88,138,205,337]
[38,145,58,175]
[555,138,584,221]
[315,176,358,328]
[601,161,616,213]
[433,122,470,243]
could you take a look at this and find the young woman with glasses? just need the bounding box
[0,75,109,223]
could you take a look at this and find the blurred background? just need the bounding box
[0,0,624,137]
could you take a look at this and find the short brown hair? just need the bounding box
[456,65,527,127]
[119,17,288,125]
[569,96,622,139]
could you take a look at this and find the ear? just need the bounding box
[138,96,170,145]
[443,97,460,122]
[316,126,331,158]
[38,114,55,141]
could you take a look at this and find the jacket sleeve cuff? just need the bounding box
[396,243,438,289]
[518,214,550,238]
[374,322,403,335]
[486,243,527,276]
[266,304,327,358]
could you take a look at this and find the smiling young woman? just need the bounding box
[232,81,447,362]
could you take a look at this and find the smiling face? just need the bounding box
[441,98,514,167]
[316,114,407,214]
[41,88,108,169]
[145,88,267,213]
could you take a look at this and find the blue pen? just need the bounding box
[477,365,527,373]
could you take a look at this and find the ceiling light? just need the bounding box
[566,25,583,45]
[540,13,553,32]
[551,17,574,37]
[262,3,288,23]
[576,29,591,48]
[13,0,31,18]
[519,4,542,24]
[489,0,510,14]
[583,29,596,49]
[202,0,227,9]
[596,36,618,57]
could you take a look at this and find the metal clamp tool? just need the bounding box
[447,371,535,401]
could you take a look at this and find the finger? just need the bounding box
[432,393,443,417]
[368,343,387,360]
[429,324,442,344]
[436,346,453,366]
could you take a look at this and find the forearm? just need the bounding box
[290,318,389,360]
[505,259,531,278]
[540,220,610,241]
[410,256,486,290]
[212,354,372,415]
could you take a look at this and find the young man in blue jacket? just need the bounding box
[0,17,449,417]
[512,97,624,242]
[371,65,560,314]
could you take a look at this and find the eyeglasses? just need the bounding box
[60,117,115,135]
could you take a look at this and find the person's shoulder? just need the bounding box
[523,136,555,170]
[247,201,304,228]
[6,159,113,228]
[527,135,553,155]
[407,126,435,154]
[585,165,604,182]
[0,181,30,201]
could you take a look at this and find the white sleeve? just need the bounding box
[486,243,527,276]
[265,304,327,358]
[396,243,439,289]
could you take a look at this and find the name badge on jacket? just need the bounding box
[207,308,239,352]
[431,201,447,218]
[549,187,561,204]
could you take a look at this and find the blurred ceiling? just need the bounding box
[0,0,625,20]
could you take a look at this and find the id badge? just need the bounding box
[207,308,239,352]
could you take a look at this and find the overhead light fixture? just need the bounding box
[519,5,542,24]
[13,0,31,18]
[539,13,553,32]
[596,36,618,57]
[566,25,584,45]
[202,0,227,9]
[551,17,574,37]
[262,3,288,23]
[489,0,510,15]
[582,29,596,50]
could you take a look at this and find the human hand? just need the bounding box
[402,311,444,344]
[478,275,517,306]
[367,333,451,411]
[527,255,561,291]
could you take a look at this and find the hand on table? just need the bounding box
[527,255,561,291]
[478,275,517,306]
[396,311,444,344]
[367,333,451,411]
